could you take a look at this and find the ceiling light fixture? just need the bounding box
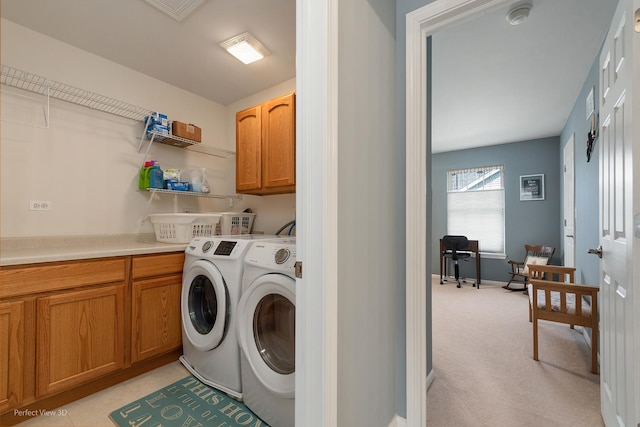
[506,2,533,25]
[220,33,270,65]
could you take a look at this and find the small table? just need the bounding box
[439,239,482,288]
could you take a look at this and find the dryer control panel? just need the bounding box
[244,240,297,273]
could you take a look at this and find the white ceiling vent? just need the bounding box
[144,0,206,22]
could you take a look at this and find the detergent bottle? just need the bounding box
[138,161,153,189]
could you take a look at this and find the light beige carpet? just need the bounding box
[427,277,603,427]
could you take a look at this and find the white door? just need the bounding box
[598,0,640,425]
[563,134,576,268]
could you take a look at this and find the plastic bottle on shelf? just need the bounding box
[200,168,210,193]
[138,161,153,189]
[149,161,164,189]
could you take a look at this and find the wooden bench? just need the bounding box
[527,264,600,374]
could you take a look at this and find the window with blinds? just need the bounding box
[447,165,505,255]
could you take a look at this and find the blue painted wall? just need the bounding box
[559,48,601,285]
[431,138,562,281]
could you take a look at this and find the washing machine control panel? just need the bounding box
[214,241,238,256]
[201,240,213,252]
[187,236,283,259]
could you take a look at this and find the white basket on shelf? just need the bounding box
[149,213,222,243]
[214,212,256,236]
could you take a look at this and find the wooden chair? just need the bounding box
[503,245,555,291]
[527,264,600,374]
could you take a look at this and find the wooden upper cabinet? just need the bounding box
[236,92,295,195]
[236,105,262,192]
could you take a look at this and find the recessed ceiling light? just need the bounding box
[506,2,533,26]
[144,0,206,22]
[220,33,270,65]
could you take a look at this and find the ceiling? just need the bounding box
[1,0,296,107]
[1,0,617,153]
[432,0,617,152]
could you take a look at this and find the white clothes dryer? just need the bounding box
[180,235,279,400]
[237,238,296,427]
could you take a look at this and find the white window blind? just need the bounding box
[447,166,505,255]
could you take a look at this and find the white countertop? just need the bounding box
[0,234,187,266]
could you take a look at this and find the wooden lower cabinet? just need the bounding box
[131,274,182,363]
[36,284,125,397]
[0,301,24,412]
[0,251,184,418]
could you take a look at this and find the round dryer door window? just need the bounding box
[182,260,229,351]
[237,273,296,398]
[254,294,295,374]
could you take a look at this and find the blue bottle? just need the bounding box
[149,161,164,189]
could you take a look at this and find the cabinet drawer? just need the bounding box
[0,258,127,299]
[132,253,185,279]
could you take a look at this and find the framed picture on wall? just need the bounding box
[520,174,545,201]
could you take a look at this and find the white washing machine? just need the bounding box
[237,238,296,427]
[180,235,280,400]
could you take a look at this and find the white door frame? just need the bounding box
[405,1,509,425]
[295,0,338,426]
[563,134,576,268]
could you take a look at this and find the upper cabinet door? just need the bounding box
[236,92,295,195]
[236,105,263,192]
[262,92,296,192]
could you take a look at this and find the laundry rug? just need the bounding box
[109,375,269,427]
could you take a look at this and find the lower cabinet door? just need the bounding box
[131,275,182,363]
[36,285,124,396]
[0,300,24,412]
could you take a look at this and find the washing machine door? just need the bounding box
[182,260,229,351]
[237,273,295,398]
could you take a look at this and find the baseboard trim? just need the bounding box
[427,368,436,389]
[388,414,407,427]
[430,274,506,288]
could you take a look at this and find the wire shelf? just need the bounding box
[144,188,241,200]
[1,64,152,121]
[2,64,236,158]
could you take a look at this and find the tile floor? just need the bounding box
[14,361,190,427]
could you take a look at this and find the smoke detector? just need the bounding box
[506,2,532,25]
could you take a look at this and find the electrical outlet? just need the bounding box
[30,200,52,211]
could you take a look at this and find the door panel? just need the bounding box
[599,1,639,425]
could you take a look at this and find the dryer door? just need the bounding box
[182,260,229,351]
[237,273,295,398]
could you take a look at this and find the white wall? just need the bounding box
[336,0,398,424]
[1,19,296,238]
